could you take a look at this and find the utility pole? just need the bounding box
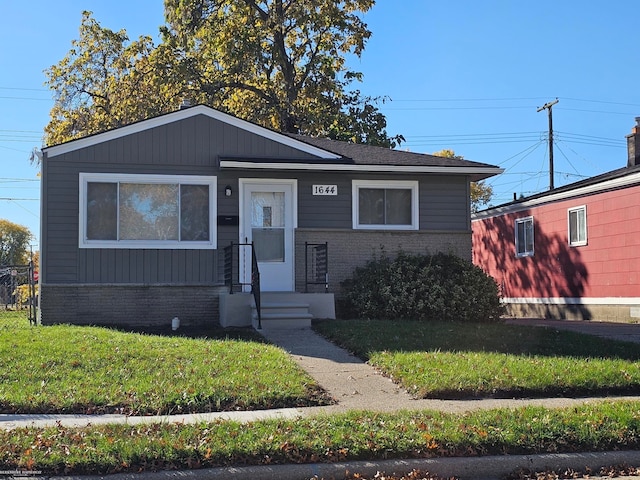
[537,98,559,190]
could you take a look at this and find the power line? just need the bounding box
[0,136,42,140]
[409,131,543,138]
[0,129,42,134]
[0,87,48,92]
[0,178,40,182]
[1,199,40,219]
[0,96,51,101]
[559,107,637,116]
[388,95,640,108]
[496,141,546,167]
[0,145,31,153]
[553,141,581,178]
[554,130,626,143]
[562,97,640,108]
[384,105,537,111]
[391,96,551,102]
[402,129,625,148]
[0,198,39,201]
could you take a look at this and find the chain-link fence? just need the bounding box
[0,264,37,325]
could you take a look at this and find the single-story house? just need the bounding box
[472,118,640,322]
[39,104,502,328]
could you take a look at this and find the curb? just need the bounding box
[48,451,640,480]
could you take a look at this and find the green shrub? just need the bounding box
[340,251,505,323]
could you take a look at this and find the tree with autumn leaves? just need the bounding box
[44,1,492,209]
[0,220,32,266]
[45,0,402,148]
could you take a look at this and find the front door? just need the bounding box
[240,179,296,291]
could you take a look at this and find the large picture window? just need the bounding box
[515,216,534,257]
[80,173,216,249]
[352,180,419,230]
[568,205,587,246]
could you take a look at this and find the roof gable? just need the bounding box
[43,105,342,160]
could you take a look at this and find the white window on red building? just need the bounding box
[568,205,587,246]
[515,216,534,257]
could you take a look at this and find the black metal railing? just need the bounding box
[305,242,328,293]
[223,241,262,329]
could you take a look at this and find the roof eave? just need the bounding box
[220,160,504,178]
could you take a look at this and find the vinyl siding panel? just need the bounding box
[421,177,469,230]
[298,174,352,229]
[297,173,470,231]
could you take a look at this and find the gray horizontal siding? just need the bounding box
[421,177,469,230]
[89,115,321,166]
[298,174,352,229]
[77,249,217,284]
[297,173,470,231]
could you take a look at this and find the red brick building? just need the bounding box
[472,120,640,322]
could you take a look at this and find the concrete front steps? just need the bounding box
[218,291,335,329]
[252,299,313,330]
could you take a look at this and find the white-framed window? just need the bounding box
[568,205,587,246]
[352,180,419,230]
[79,173,217,249]
[515,216,534,257]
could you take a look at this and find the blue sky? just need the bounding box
[2,1,639,250]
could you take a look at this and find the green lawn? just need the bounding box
[3,401,640,475]
[2,312,640,474]
[313,319,640,398]
[0,311,331,414]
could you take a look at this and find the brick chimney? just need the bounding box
[626,117,640,167]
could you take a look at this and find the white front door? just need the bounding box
[240,179,296,291]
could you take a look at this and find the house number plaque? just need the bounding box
[312,185,338,195]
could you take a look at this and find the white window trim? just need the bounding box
[567,205,588,247]
[515,216,534,257]
[352,180,419,230]
[79,172,217,249]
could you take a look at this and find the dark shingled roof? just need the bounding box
[287,134,499,169]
